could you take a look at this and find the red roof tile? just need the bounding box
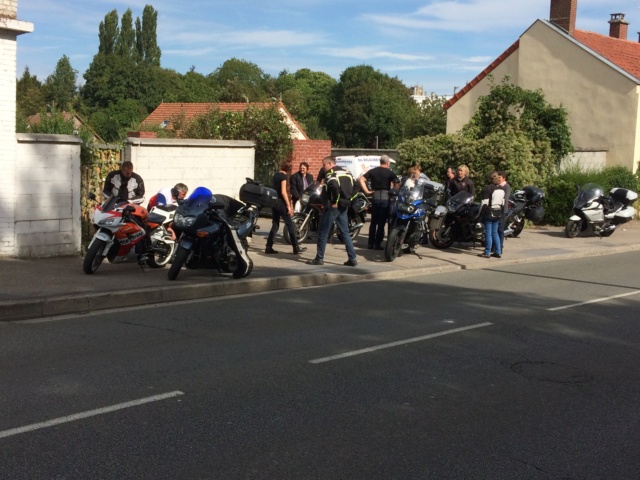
[574,29,640,80]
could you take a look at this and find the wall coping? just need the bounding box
[125,137,255,148]
[0,18,34,34]
[16,133,82,145]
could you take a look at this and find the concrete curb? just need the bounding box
[3,242,639,322]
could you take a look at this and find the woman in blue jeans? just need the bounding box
[478,172,505,259]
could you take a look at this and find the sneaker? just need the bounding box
[265,247,278,254]
[343,259,358,267]
[293,247,307,254]
[477,253,491,258]
[306,258,324,265]
[490,252,502,258]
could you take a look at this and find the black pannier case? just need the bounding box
[610,188,638,207]
[240,183,278,208]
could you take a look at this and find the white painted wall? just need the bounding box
[124,137,256,202]
[15,134,82,257]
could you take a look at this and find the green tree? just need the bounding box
[210,58,270,102]
[115,9,136,59]
[98,9,119,56]
[43,55,78,111]
[331,65,416,148]
[175,68,219,102]
[464,77,572,167]
[136,5,161,66]
[16,67,45,120]
[406,93,447,138]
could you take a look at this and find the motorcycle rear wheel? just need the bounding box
[168,246,189,280]
[564,219,582,238]
[147,239,176,268]
[337,213,364,243]
[82,239,107,274]
[284,214,310,245]
[429,227,455,249]
[384,228,404,262]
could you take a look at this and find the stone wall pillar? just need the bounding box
[0,0,33,255]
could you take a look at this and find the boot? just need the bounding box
[265,247,279,254]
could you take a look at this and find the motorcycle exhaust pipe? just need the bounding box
[504,228,513,236]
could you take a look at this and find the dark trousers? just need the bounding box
[368,200,390,247]
[267,200,299,249]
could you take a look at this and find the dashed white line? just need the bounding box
[547,290,640,311]
[309,322,493,364]
[0,391,184,439]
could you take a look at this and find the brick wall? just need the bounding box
[290,139,331,180]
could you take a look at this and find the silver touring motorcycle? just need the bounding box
[565,183,637,238]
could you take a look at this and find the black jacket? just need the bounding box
[290,171,314,201]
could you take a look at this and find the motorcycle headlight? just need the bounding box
[97,218,118,226]
[174,212,196,227]
[397,203,416,214]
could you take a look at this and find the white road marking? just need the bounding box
[309,322,493,364]
[0,391,184,439]
[547,290,640,311]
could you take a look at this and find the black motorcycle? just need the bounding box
[168,180,273,280]
[504,186,545,237]
[428,191,484,249]
[284,181,369,245]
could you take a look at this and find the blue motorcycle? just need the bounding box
[385,177,443,262]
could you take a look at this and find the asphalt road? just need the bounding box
[1,252,640,479]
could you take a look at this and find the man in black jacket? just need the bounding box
[103,161,145,204]
[307,156,358,267]
[290,161,314,211]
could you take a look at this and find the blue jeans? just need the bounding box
[483,218,501,256]
[315,206,357,262]
[368,200,390,247]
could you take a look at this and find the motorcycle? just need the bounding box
[83,194,151,274]
[283,181,369,245]
[565,183,637,238]
[168,179,273,280]
[428,191,484,249]
[385,178,444,261]
[145,204,179,268]
[504,186,546,237]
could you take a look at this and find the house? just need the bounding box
[27,111,105,143]
[142,102,309,140]
[141,101,331,177]
[445,0,640,172]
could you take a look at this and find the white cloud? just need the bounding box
[319,46,433,61]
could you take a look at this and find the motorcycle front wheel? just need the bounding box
[168,246,190,280]
[511,218,525,237]
[384,228,404,262]
[82,239,107,274]
[147,238,176,268]
[564,219,582,238]
[284,214,310,245]
[429,227,455,249]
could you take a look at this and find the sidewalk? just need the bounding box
[2,222,639,321]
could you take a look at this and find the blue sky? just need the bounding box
[16,0,640,97]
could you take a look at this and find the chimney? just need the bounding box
[550,0,577,36]
[609,13,628,40]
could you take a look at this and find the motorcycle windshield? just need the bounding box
[575,183,603,208]
[180,186,213,213]
[446,191,474,211]
[398,178,426,203]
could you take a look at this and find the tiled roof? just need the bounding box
[574,29,640,80]
[141,102,308,139]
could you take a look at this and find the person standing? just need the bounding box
[496,170,511,253]
[358,154,399,250]
[290,161,313,212]
[265,160,307,255]
[103,161,145,204]
[307,156,358,266]
[449,164,475,198]
[445,167,456,197]
[478,172,505,259]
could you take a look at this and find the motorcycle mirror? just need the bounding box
[123,205,136,213]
